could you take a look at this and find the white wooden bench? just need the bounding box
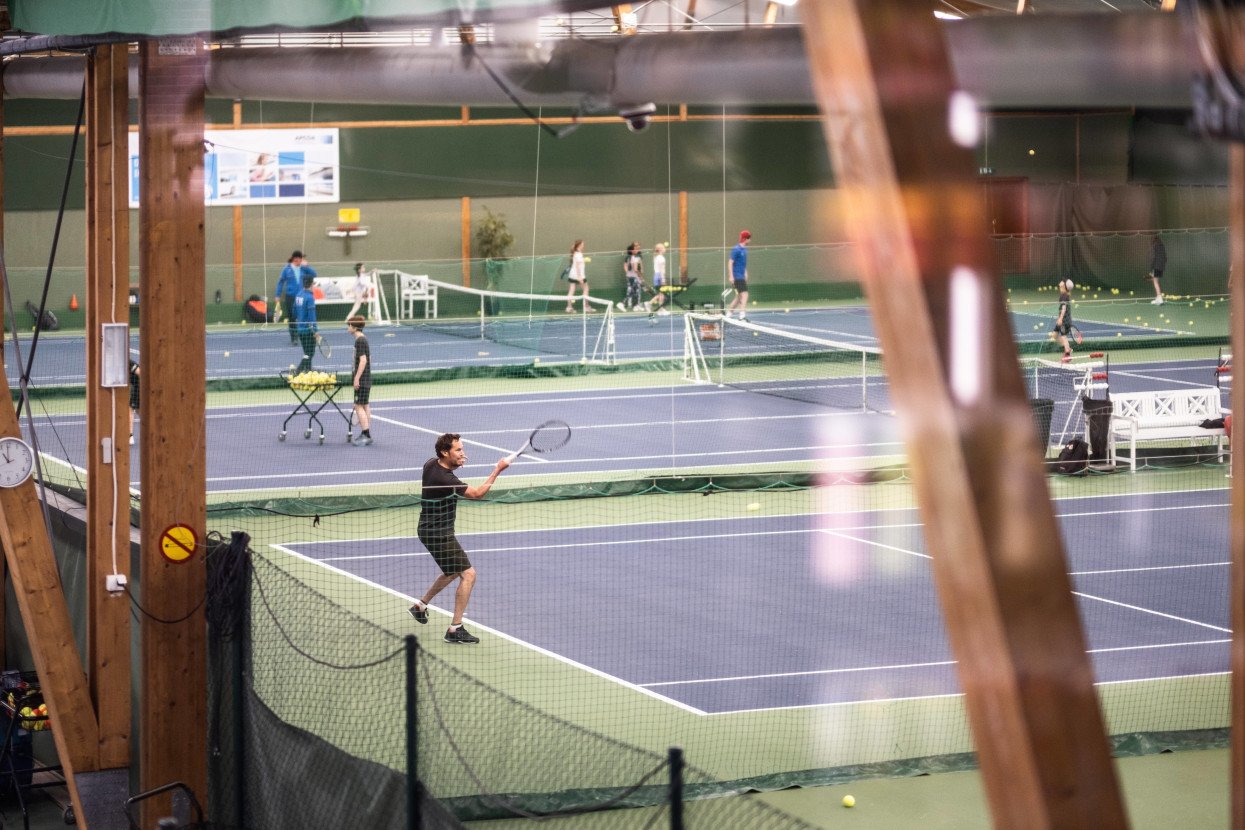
[1109,387,1229,472]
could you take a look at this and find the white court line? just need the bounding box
[817,528,930,560]
[369,414,550,462]
[1072,590,1231,633]
[271,544,707,715]
[1072,561,1229,576]
[641,639,1229,689]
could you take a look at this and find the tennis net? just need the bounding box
[682,312,889,413]
[384,270,617,364]
[1023,353,1110,449]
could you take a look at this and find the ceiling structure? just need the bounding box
[0,1,1210,117]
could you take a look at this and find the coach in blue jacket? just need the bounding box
[276,250,316,344]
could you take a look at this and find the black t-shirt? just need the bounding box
[1058,292,1072,327]
[353,334,371,384]
[418,458,467,536]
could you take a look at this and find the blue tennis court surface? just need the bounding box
[31,383,903,493]
[3,302,1192,386]
[285,487,1227,715]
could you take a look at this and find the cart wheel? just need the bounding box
[304,429,312,439]
[279,431,287,442]
[319,434,325,445]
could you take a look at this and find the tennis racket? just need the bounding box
[316,334,332,358]
[506,419,572,462]
[1071,325,1083,346]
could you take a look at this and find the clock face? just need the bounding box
[0,437,34,488]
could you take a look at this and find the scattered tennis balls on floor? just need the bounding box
[842,795,856,808]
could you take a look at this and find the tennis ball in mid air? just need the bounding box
[842,795,856,808]
[747,502,760,511]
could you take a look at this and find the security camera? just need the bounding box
[619,103,657,133]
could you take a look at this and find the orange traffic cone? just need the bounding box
[69,293,79,311]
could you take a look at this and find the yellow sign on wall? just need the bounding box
[338,208,361,224]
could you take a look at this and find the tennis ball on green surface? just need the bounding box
[747,502,760,511]
[584,257,592,263]
[1190,321,1195,326]
[842,795,856,808]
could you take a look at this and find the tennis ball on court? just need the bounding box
[585,257,592,263]
[478,351,489,356]
[784,308,790,313]
[1116,332,1122,337]
[747,502,760,511]
[533,358,541,364]
[842,795,856,808]
[223,351,230,358]
[1028,148,1035,156]
[1190,321,1195,325]
[753,331,759,337]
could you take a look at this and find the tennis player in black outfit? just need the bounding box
[409,433,510,644]
[348,316,373,445]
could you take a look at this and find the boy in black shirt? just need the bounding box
[348,316,373,445]
[408,433,510,644]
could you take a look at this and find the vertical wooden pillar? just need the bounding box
[1229,144,1245,829]
[232,100,244,302]
[0,59,8,669]
[461,196,472,287]
[85,42,133,770]
[802,2,1126,826]
[138,38,208,823]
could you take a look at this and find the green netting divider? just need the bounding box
[200,470,916,517]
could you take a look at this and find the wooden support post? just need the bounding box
[232,100,243,302]
[612,4,637,34]
[1230,144,1245,830]
[85,42,133,770]
[461,197,472,287]
[138,38,209,824]
[0,56,7,670]
[802,2,1127,826]
[0,396,99,824]
[678,191,689,281]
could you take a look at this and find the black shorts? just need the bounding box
[129,382,140,411]
[733,278,749,293]
[354,383,371,405]
[419,533,472,575]
[1054,322,1071,336]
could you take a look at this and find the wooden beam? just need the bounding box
[85,41,133,772]
[232,99,243,302]
[0,394,99,823]
[461,197,472,287]
[1230,143,1245,830]
[0,52,7,672]
[612,4,638,35]
[138,38,209,824]
[802,2,1127,826]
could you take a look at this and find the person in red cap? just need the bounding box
[727,230,752,320]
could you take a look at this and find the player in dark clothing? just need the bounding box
[1053,278,1074,362]
[293,274,318,373]
[348,315,373,445]
[1147,234,1167,305]
[408,433,510,644]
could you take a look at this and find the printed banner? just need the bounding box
[129,127,340,207]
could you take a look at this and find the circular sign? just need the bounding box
[160,524,197,563]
